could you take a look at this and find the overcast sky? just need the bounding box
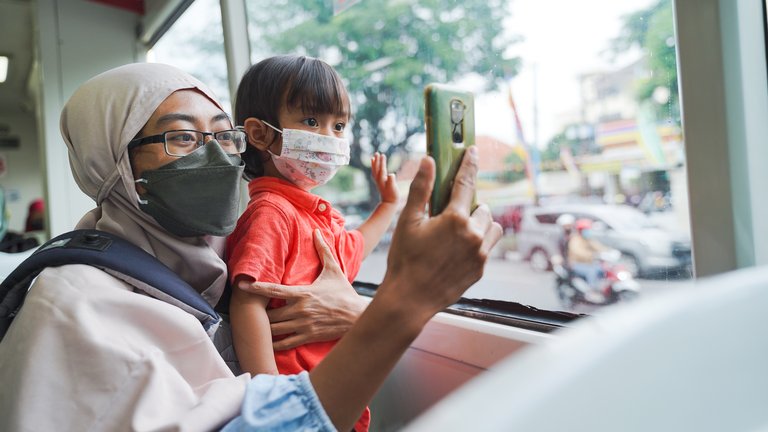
[472,0,656,148]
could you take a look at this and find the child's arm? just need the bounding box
[356,153,399,257]
[229,274,279,376]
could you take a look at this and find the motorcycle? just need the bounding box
[553,250,641,309]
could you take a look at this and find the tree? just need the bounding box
[245,0,520,205]
[502,151,526,182]
[610,0,679,124]
[542,124,595,163]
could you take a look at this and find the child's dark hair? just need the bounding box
[235,55,350,180]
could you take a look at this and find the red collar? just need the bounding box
[248,177,330,213]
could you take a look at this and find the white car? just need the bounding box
[515,204,692,278]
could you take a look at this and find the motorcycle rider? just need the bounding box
[555,213,576,270]
[568,218,609,289]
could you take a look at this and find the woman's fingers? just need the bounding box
[399,157,435,225]
[314,229,344,277]
[265,304,299,322]
[273,334,309,351]
[468,203,492,232]
[444,147,479,217]
[471,204,503,255]
[270,319,301,336]
[313,228,333,263]
[482,222,504,256]
[239,280,304,300]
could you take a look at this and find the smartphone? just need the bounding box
[424,83,476,216]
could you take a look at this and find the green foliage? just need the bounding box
[246,0,520,202]
[542,129,592,161]
[502,151,526,182]
[611,0,679,123]
[312,165,368,203]
[541,133,567,162]
[504,150,524,166]
[325,165,357,191]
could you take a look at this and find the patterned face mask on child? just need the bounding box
[262,120,350,190]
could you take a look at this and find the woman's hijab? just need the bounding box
[60,63,229,304]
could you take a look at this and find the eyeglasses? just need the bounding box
[128,128,247,156]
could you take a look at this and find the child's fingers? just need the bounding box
[378,154,387,183]
[371,154,379,178]
[239,280,301,299]
[373,155,387,186]
[380,154,388,175]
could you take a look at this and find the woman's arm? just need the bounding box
[312,148,500,430]
[244,147,502,431]
[229,275,279,375]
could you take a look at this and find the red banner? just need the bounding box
[87,0,144,15]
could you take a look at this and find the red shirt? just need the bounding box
[226,177,369,431]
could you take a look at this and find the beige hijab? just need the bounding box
[60,63,229,304]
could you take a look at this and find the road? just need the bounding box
[357,250,693,314]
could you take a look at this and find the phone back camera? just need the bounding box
[450,99,466,144]
[450,100,465,123]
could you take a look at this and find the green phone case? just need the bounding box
[425,83,476,215]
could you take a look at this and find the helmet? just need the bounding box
[556,213,575,227]
[575,218,592,232]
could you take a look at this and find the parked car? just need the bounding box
[515,204,692,278]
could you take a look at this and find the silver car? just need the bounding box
[515,204,692,278]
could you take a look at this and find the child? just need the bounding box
[226,55,398,432]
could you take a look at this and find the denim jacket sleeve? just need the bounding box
[221,371,337,432]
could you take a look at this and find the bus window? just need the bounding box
[238,0,692,316]
[147,0,692,317]
[148,0,231,114]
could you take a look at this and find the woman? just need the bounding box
[0,63,500,431]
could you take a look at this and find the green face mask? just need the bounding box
[135,141,245,237]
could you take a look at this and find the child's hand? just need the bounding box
[371,152,399,204]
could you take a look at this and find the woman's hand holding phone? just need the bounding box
[381,147,502,321]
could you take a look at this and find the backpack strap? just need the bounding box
[0,229,221,338]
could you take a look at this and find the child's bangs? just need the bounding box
[285,61,349,118]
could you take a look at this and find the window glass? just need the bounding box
[245,0,692,314]
[148,0,231,113]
